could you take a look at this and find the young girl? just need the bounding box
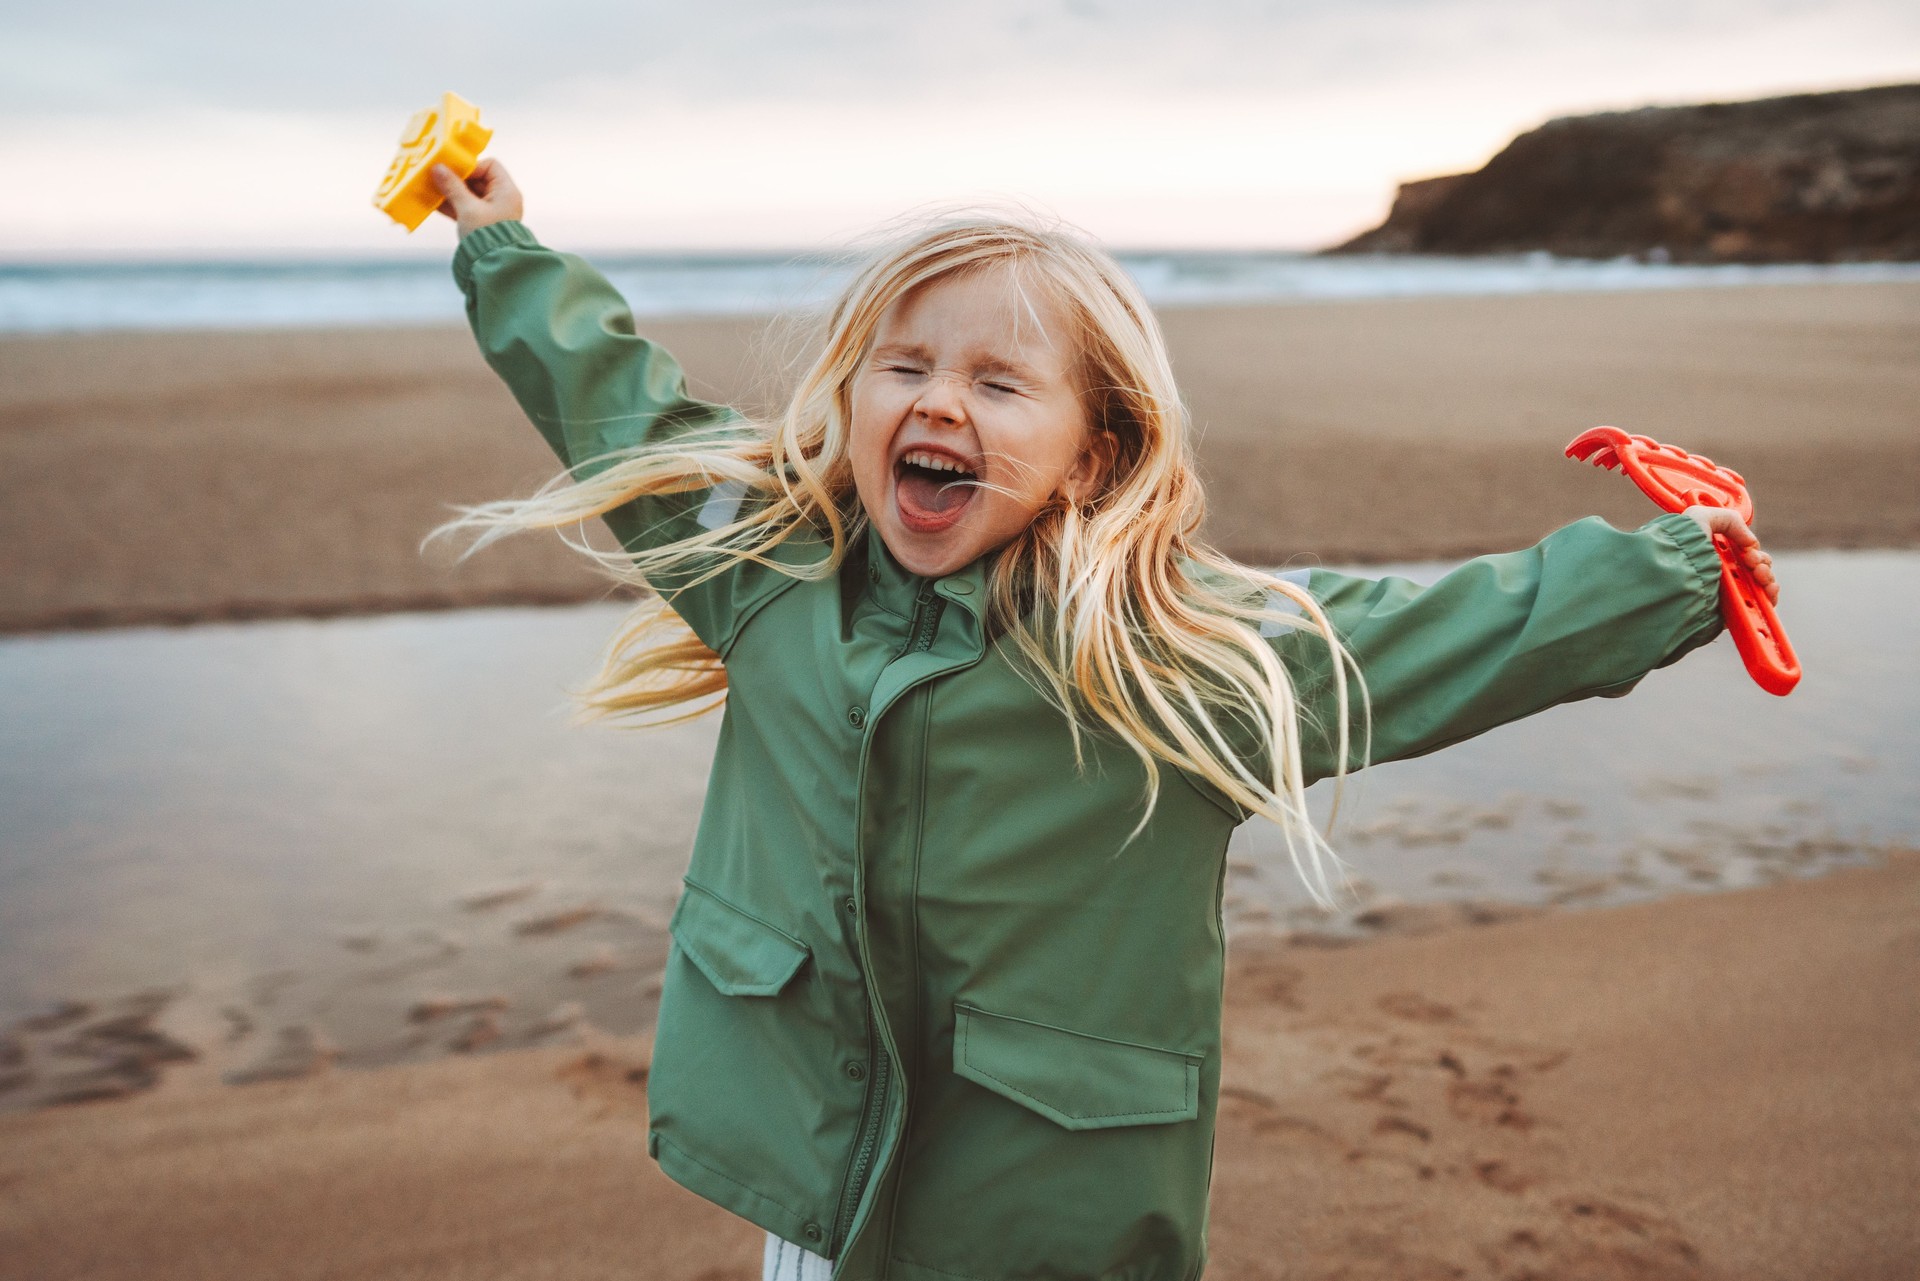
[427,160,1778,1281]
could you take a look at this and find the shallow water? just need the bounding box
[5,252,1920,333]
[1231,550,1916,932]
[1,549,1913,1102]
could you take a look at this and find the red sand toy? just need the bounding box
[1566,427,1800,696]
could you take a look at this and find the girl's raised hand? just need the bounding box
[1684,505,1780,605]
[431,157,524,237]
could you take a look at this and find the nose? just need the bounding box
[912,370,968,428]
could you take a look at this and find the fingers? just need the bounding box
[1686,505,1756,550]
[1717,510,1761,552]
[461,157,518,206]
[429,164,480,215]
[1727,528,1779,606]
[470,156,509,195]
[1742,545,1780,605]
[429,158,524,232]
[1683,505,1779,605]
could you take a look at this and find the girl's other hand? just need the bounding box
[1683,505,1780,605]
[431,157,524,237]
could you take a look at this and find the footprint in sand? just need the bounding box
[1477,1195,1705,1276]
[557,1049,652,1120]
[514,904,611,937]
[460,881,543,911]
[408,993,510,1023]
[1377,991,1458,1023]
[15,1000,92,1033]
[1472,1157,1531,1195]
[1373,1114,1431,1144]
[223,1024,336,1086]
[1217,1084,1349,1150]
[1445,1072,1535,1131]
[1326,1066,1411,1109]
[525,1001,586,1041]
[568,946,623,978]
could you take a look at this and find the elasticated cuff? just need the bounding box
[1645,509,1727,645]
[451,220,540,294]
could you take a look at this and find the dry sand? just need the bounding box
[2,850,1913,1280]
[2,282,1916,631]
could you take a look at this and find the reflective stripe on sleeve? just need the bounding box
[1259,568,1315,638]
[696,478,750,531]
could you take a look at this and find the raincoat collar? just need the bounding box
[860,522,993,627]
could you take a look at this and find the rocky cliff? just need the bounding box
[1330,83,1920,262]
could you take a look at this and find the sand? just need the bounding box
[2,282,1916,631]
[2,850,1913,1280]
[3,283,1918,1277]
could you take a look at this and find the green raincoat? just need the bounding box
[452,221,1726,1281]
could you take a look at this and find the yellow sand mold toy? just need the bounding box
[372,92,493,231]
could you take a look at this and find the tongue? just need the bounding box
[899,469,971,516]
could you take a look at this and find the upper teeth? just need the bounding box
[903,450,971,474]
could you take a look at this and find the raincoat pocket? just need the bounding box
[648,878,841,1246]
[952,1003,1201,1130]
[667,877,810,996]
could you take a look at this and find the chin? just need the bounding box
[865,493,969,579]
[872,515,973,577]
[890,536,972,579]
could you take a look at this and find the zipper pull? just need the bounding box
[910,583,944,654]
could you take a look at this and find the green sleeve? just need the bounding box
[452,220,757,651]
[1272,512,1726,785]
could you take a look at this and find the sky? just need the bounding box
[3,0,1917,257]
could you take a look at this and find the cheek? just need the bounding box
[1000,417,1088,502]
[848,388,909,516]
[847,386,887,474]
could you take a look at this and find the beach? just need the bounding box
[2,282,1916,632]
[2,281,1918,1278]
[2,850,1914,1279]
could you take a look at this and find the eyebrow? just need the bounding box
[872,343,1043,381]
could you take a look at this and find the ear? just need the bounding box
[1065,426,1120,508]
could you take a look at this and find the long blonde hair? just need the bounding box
[430,213,1368,908]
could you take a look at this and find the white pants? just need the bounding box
[763,1231,834,1281]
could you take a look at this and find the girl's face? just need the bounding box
[849,266,1106,579]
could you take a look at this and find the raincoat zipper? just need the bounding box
[831,577,944,1257]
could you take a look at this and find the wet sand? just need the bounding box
[2,281,1917,632]
[2,849,1913,1279]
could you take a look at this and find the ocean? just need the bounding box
[5,251,1919,334]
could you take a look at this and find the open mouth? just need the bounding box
[893,449,980,532]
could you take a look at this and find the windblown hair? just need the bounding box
[429,212,1369,908]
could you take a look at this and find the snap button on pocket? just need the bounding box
[847,706,866,729]
[802,1221,825,1244]
[845,1060,865,1081]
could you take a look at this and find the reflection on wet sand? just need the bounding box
[0,550,1914,1111]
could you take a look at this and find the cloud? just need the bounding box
[2,0,1914,252]
[5,0,1912,116]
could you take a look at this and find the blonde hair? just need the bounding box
[431,212,1368,908]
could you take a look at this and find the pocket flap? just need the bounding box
[952,1003,1201,1131]
[668,879,809,997]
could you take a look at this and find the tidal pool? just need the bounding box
[1,549,1912,1104]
